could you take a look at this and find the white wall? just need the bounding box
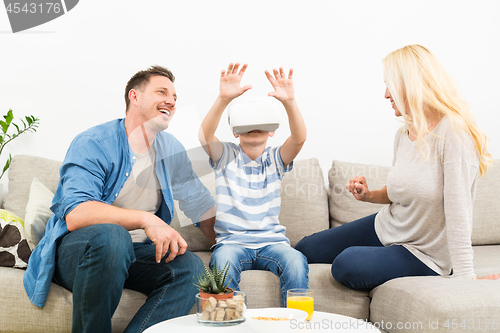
[1,0,499,192]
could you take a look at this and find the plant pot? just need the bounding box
[199,289,234,301]
[196,291,246,325]
[198,288,234,309]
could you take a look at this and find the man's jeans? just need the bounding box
[210,243,309,307]
[53,224,203,333]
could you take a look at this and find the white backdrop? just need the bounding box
[1,0,499,192]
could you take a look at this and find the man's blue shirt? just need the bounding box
[23,119,215,307]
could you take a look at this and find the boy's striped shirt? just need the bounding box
[210,142,293,249]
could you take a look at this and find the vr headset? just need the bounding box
[227,96,281,135]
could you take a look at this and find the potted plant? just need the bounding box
[0,109,40,179]
[194,258,234,299]
[194,259,246,323]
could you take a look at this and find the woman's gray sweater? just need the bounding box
[376,116,479,279]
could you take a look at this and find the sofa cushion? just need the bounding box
[328,160,390,228]
[172,158,330,251]
[471,245,500,277]
[0,266,146,333]
[369,245,500,332]
[370,275,500,333]
[308,264,370,320]
[4,155,61,220]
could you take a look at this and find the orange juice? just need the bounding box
[287,296,314,320]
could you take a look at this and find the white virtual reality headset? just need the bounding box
[227,96,281,135]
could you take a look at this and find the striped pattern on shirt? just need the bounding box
[210,142,293,249]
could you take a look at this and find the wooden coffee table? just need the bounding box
[143,311,381,332]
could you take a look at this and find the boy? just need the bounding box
[198,63,308,307]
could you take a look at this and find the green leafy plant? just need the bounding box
[194,258,234,295]
[0,109,40,179]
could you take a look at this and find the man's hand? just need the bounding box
[265,67,295,103]
[143,214,187,263]
[219,63,252,100]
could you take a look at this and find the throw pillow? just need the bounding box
[24,177,55,250]
[0,209,31,268]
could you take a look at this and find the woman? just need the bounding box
[295,44,499,291]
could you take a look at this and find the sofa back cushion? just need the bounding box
[279,158,329,247]
[328,159,500,246]
[4,155,61,220]
[471,160,500,245]
[328,160,390,228]
[172,158,330,251]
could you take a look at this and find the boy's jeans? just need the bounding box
[210,243,309,307]
[53,224,203,333]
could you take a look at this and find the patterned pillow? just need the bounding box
[0,209,31,268]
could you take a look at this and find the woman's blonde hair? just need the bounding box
[383,44,491,176]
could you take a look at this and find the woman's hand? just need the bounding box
[346,176,370,201]
[477,273,500,280]
[346,178,392,204]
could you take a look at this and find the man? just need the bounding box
[24,66,217,333]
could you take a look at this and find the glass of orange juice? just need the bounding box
[287,288,314,321]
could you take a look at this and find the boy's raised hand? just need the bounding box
[265,67,295,103]
[220,63,252,100]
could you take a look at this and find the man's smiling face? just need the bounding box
[137,75,177,131]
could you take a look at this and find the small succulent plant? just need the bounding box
[194,258,233,295]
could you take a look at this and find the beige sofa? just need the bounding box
[1,155,499,333]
